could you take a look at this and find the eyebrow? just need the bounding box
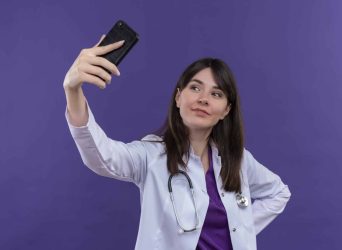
[190,79,222,90]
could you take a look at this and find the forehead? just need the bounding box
[189,68,221,89]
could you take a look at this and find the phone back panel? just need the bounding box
[99,20,139,66]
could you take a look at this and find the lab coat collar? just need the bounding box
[189,140,222,182]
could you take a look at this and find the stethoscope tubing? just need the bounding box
[168,170,200,233]
[168,170,249,233]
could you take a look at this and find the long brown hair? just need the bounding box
[152,57,244,193]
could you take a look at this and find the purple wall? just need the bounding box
[1,0,341,249]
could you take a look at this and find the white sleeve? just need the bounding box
[244,149,291,235]
[65,101,147,187]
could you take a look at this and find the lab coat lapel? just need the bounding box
[210,141,239,219]
[210,141,222,184]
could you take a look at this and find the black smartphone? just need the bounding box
[98,20,139,72]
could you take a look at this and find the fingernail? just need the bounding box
[117,40,125,44]
[117,70,120,76]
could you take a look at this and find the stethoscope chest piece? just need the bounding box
[236,193,249,208]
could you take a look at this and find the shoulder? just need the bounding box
[141,134,164,142]
[139,134,165,154]
[241,147,253,166]
[241,147,282,185]
[243,147,256,160]
[241,147,268,173]
[240,147,261,183]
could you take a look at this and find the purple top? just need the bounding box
[196,145,233,250]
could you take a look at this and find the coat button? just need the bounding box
[232,228,237,232]
[221,192,225,197]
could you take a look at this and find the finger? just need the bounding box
[92,40,125,56]
[93,34,106,47]
[85,56,121,76]
[79,63,112,84]
[80,72,107,89]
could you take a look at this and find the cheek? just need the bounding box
[212,106,228,119]
[178,100,194,123]
[178,97,192,112]
[179,105,190,120]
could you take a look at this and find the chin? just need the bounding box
[184,122,213,131]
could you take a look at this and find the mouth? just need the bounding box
[191,108,210,116]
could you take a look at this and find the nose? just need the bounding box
[197,96,208,105]
[196,89,210,105]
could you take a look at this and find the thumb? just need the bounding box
[93,34,106,47]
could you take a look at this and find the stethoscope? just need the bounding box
[168,170,249,234]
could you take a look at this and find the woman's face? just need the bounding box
[175,67,231,133]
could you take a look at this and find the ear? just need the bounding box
[175,88,181,108]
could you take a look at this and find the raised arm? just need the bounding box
[63,36,148,187]
[63,35,123,127]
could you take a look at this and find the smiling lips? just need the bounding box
[192,108,210,116]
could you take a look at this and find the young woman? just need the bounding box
[64,36,291,250]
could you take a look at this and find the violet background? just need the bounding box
[1,0,341,249]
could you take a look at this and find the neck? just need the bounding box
[189,128,212,159]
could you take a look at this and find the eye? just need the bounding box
[212,92,224,98]
[190,85,200,91]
